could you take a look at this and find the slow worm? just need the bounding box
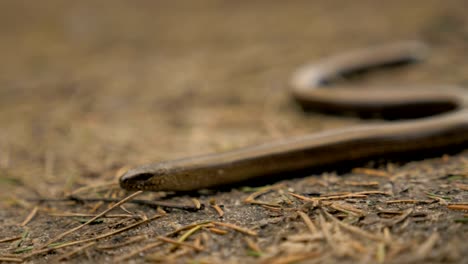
[120,41,468,191]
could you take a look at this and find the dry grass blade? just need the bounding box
[68,182,119,196]
[115,241,163,262]
[322,209,387,242]
[157,236,204,251]
[383,208,413,226]
[297,211,317,233]
[31,196,200,211]
[376,242,386,263]
[353,191,390,196]
[25,214,162,259]
[319,214,343,256]
[244,237,261,253]
[208,227,228,235]
[329,202,365,217]
[169,223,208,251]
[261,251,321,264]
[0,236,22,244]
[166,221,212,237]
[97,235,147,250]
[39,190,143,248]
[344,181,379,187]
[56,242,96,261]
[454,183,468,190]
[289,192,316,202]
[415,232,439,260]
[209,198,224,217]
[289,191,369,202]
[49,212,135,218]
[213,221,257,236]
[191,198,202,209]
[178,224,206,242]
[319,194,367,200]
[244,184,285,204]
[248,201,282,207]
[0,257,23,263]
[20,206,38,227]
[261,204,283,212]
[211,204,224,217]
[352,168,391,177]
[447,204,468,211]
[386,199,433,204]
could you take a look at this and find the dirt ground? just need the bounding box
[0,1,467,263]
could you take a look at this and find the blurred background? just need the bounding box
[0,0,467,197]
